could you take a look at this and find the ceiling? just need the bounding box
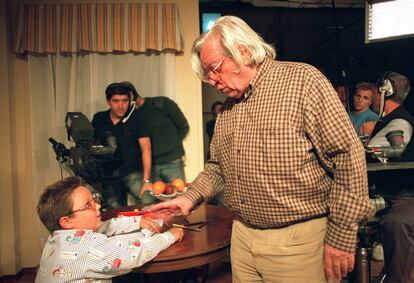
[200,0,366,8]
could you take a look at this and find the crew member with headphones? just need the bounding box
[368,72,414,160]
[120,81,189,200]
[364,72,414,283]
[91,82,153,209]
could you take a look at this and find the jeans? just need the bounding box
[151,158,186,183]
[101,170,153,209]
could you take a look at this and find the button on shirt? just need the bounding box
[186,57,374,252]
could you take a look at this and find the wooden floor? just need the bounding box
[2,259,383,283]
[1,260,232,283]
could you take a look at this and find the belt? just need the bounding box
[234,213,328,230]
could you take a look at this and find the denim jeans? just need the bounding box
[101,170,155,209]
[151,158,186,183]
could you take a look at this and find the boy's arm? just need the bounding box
[98,217,142,236]
[84,230,176,278]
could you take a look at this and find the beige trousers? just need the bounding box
[231,217,329,283]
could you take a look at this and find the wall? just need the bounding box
[175,0,204,181]
[201,84,224,163]
[0,0,19,275]
[0,0,201,275]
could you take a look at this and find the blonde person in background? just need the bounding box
[349,82,379,138]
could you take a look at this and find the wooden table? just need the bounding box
[102,204,235,273]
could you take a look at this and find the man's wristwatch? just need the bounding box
[143,179,151,184]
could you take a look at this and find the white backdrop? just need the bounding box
[28,51,176,208]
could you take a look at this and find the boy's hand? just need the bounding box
[169,227,184,242]
[140,218,161,233]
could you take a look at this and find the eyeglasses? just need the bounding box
[204,58,226,81]
[67,193,101,216]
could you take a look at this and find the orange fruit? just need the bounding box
[172,178,186,192]
[152,181,166,195]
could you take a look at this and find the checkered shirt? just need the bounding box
[186,57,374,252]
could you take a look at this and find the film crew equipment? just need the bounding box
[377,71,396,119]
[378,71,396,99]
[365,130,406,162]
[49,137,70,163]
[49,112,117,183]
[65,112,94,143]
[65,112,117,155]
[369,184,389,213]
[355,219,378,283]
[353,185,388,283]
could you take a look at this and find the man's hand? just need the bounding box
[139,217,161,233]
[150,196,194,218]
[139,182,152,198]
[324,244,355,281]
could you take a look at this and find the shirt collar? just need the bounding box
[250,57,273,90]
[242,57,274,100]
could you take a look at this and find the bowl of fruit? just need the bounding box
[149,178,188,201]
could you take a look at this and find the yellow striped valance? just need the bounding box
[14,2,184,54]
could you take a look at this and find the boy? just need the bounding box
[35,176,184,282]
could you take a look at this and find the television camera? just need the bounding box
[365,130,406,163]
[49,112,117,183]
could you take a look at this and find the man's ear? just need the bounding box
[59,216,75,229]
[238,45,251,65]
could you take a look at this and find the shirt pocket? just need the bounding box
[258,127,308,175]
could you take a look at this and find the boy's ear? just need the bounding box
[59,216,75,229]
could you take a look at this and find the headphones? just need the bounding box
[105,82,140,123]
[105,82,139,102]
[376,71,398,120]
[378,71,396,99]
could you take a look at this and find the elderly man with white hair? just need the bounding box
[151,16,374,283]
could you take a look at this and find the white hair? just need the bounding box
[191,16,276,82]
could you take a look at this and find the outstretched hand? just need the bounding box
[324,244,355,281]
[150,196,194,221]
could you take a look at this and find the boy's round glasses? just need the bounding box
[67,193,101,216]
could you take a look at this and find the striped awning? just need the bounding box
[14,2,184,54]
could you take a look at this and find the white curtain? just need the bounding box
[28,52,176,207]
